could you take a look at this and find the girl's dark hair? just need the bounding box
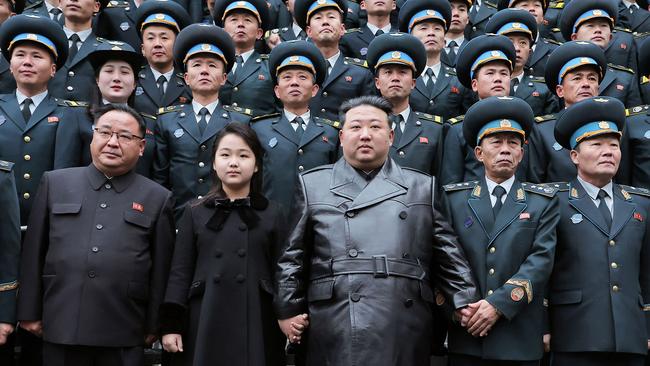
[199,122,265,203]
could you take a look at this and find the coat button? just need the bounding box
[237,249,246,257]
[198,178,204,183]
[213,274,221,283]
[489,247,496,253]
[198,162,205,168]
[609,240,616,246]
[91,246,99,253]
[104,183,111,189]
[298,165,304,172]
[68,71,75,77]
[488,268,495,275]
[404,298,414,308]
[429,100,434,104]
[201,145,207,151]
[215,250,222,258]
[23,173,30,180]
[350,293,361,302]
[323,92,328,97]
[100,203,107,208]
[24,154,31,161]
[345,211,355,218]
[321,108,326,113]
[612,285,620,292]
[398,151,405,157]
[23,192,30,199]
[236,274,246,283]
[96,224,103,230]
[348,248,358,257]
[487,290,494,295]
[88,270,96,278]
[239,224,247,231]
[297,149,304,155]
[23,136,31,143]
[611,262,618,269]
[399,211,407,219]
[402,252,409,258]
[67,86,73,91]
[234,87,239,92]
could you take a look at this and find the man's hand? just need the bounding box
[544,334,551,352]
[465,300,501,337]
[20,320,42,337]
[0,323,14,345]
[454,306,477,327]
[278,313,309,344]
[266,33,281,49]
[162,334,183,353]
[144,334,157,347]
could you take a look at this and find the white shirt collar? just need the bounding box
[44,1,60,12]
[238,48,255,64]
[474,0,482,7]
[63,27,93,42]
[422,62,441,78]
[577,176,614,201]
[284,109,311,125]
[394,106,411,125]
[151,67,175,83]
[485,175,516,198]
[292,22,304,38]
[192,99,220,118]
[623,0,638,8]
[513,72,524,84]
[16,89,48,109]
[366,22,392,36]
[327,52,341,68]
[445,35,464,47]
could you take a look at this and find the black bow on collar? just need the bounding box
[205,193,268,231]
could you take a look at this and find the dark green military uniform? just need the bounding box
[548,97,649,366]
[94,0,141,53]
[0,55,15,95]
[617,0,650,34]
[618,105,650,189]
[467,0,498,39]
[540,0,565,40]
[638,36,650,105]
[441,96,559,365]
[0,160,20,325]
[340,24,398,59]
[22,0,64,25]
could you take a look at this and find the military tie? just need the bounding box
[198,107,209,135]
[298,29,307,40]
[492,185,506,217]
[68,33,80,64]
[392,114,404,145]
[447,40,458,63]
[21,98,33,123]
[157,75,167,100]
[375,29,384,36]
[597,189,612,229]
[50,7,62,22]
[293,116,305,140]
[470,3,479,18]
[326,61,333,78]
[630,3,639,13]
[233,55,244,80]
[510,78,519,95]
[425,68,435,90]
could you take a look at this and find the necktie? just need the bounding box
[298,29,307,40]
[22,98,33,123]
[392,114,404,144]
[294,116,305,139]
[233,55,244,79]
[157,75,166,99]
[50,7,62,22]
[198,107,209,135]
[470,3,479,18]
[68,34,81,63]
[375,29,384,36]
[448,40,458,63]
[326,61,333,78]
[597,189,612,229]
[510,78,519,95]
[630,4,638,13]
[425,68,435,90]
[492,185,506,217]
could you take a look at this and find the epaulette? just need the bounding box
[106,0,130,7]
[414,111,443,124]
[443,181,478,192]
[551,28,561,33]
[447,115,464,124]
[345,28,362,34]
[24,0,44,11]
[344,57,368,68]
[548,1,564,9]
[530,76,546,83]
[95,37,109,44]
[443,66,457,75]
[485,0,497,9]
[543,182,569,191]
[157,104,184,115]
[251,112,281,122]
[614,26,633,33]
[634,31,650,39]
[141,113,157,120]
[535,114,555,123]
[608,63,635,74]
[626,105,649,117]
[315,117,342,129]
[223,104,253,116]
[58,99,89,107]
[259,54,269,60]
[543,38,562,45]
[0,160,14,172]
[264,28,281,39]
[521,183,558,197]
[175,72,184,78]
[641,76,649,84]
[620,185,650,197]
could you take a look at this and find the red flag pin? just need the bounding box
[620,43,627,49]
[519,212,531,220]
[634,212,643,221]
[345,76,352,82]
[258,74,266,80]
[532,91,540,97]
[616,84,624,90]
[146,129,154,135]
[48,116,59,123]
[451,86,460,94]
[132,202,144,212]
[419,136,429,144]
[322,136,329,143]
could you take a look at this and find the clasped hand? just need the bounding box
[454,299,501,337]
[278,313,309,344]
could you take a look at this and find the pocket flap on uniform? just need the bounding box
[188,280,205,299]
[308,279,334,302]
[123,211,152,228]
[550,290,582,305]
[127,281,149,302]
[51,203,82,214]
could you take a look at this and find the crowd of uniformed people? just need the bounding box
[0,0,649,364]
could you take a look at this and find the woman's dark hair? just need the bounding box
[91,59,138,107]
[199,122,265,203]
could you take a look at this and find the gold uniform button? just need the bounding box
[23,193,30,200]
[488,268,495,275]
[489,247,496,253]
[23,173,30,180]
[611,262,618,269]
[612,285,620,292]
[609,240,616,246]
[23,136,31,143]
[487,290,494,295]
[24,154,31,161]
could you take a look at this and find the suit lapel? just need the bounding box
[233,52,261,86]
[599,69,615,93]
[0,94,25,130]
[26,95,57,132]
[414,76,430,99]
[489,181,527,244]
[431,70,452,99]
[611,185,635,238]
[632,11,650,31]
[395,112,422,149]
[360,26,375,45]
[322,55,346,90]
[299,118,324,148]
[473,5,493,24]
[67,33,98,68]
[200,106,230,143]
[162,70,187,105]
[139,67,161,105]
[514,76,534,101]
[272,114,300,146]
[568,180,610,236]
[467,180,494,239]
[349,159,407,211]
[177,105,202,143]
[528,41,550,66]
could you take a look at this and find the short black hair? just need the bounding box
[339,95,393,125]
[91,104,146,137]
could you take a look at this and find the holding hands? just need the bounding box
[278,313,309,344]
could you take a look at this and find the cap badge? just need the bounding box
[392,51,401,59]
[598,121,610,129]
[500,119,512,127]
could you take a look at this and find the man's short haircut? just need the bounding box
[92,104,146,137]
[339,95,393,125]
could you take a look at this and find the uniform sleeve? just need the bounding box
[527,123,548,184]
[624,72,642,108]
[152,117,171,188]
[440,123,466,185]
[485,195,560,320]
[0,172,20,324]
[274,176,311,319]
[53,107,84,169]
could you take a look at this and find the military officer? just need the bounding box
[528,41,610,183]
[23,0,63,24]
[617,0,650,33]
[466,0,498,39]
[153,24,251,217]
[618,104,650,189]
[559,0,642,106]
[442,96,559,366]
[441,34,519,185]
[340,0,398,59]
[48,0,110,102]
[0,14,70,224]
[133,0,191,117]
[18,104,176,366]
[294,0,377,121]
[94,0,141,53]
[485,8,559,116]
[444,0,470,67]
[0,160,20,348]
[363,32,445,176]
[639,36,650,104]
[251,40,340,211]
[539,0,565,40]
[547,96,650,366]
[213,0,281,117]
[399,0,473,120]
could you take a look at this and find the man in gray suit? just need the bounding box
[275,95,478,365]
